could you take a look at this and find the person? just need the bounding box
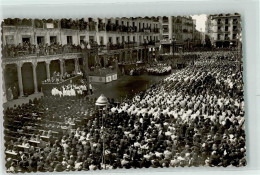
[89,83,93,95]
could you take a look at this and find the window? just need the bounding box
[225,34,229,40]
[79,36,85,44]
[122,36,125,43]
[133,36,135,43]
[100,36,104,45]
[38,36,45,45]
[225,26,228,31]
[89,36,94,43]
[116,37,120,44]
[127,36,130,43]
[217,34,221,40]
[116,20,119,25]
[225,19,229,24]
[233,34,237,39]
[109,37,113,43]
[132,22,135,27]
[22,36,30,44]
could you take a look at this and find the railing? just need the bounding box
[2,44,82,59]
[98,23,105,31]
[153,28,160,33]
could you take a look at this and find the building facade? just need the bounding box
[205,13,241,48]
[1,17,161,102]
[159,16,199,54]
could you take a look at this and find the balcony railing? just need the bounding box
[88,21,96,31]
[2,44,82,60]
[98,23,105,31]
[153,28,160,33]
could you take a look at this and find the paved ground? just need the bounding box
[91,74,169,101]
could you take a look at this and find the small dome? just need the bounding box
[95,94,108,106]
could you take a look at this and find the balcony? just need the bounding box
[2,51,82,65]
[175,20,182,24]
[163,29,169,33]
[3,18,33,27]
[98,23,105,31]
[217,22,224,26]
[88,21,96,31]
[124,42,138,48]
[224,37,230,41]
[224,23,231,26]
[153,28,160,33]
[107,43,125,50]
[183,29,188,33]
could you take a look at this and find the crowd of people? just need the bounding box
[4,51,245,173]
[2,42,82,58]
[43,71,83,84]
[147,64,171,75]
[129,64,171,76]
[51,84,87,97]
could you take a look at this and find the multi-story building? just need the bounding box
[159,16,198,54]
[1,17,161,102]
[205,13,241,48]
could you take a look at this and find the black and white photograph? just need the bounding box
[1,13,246,173]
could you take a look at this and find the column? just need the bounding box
[17,62,24,97]
[2,65,7,103]
[63,59,67,74]
[140,49,143,61]
[136,49,139,62]
[119,51,123,63]
[74,58,79,73]
[59,59,64,76]
[130,50,133,63]
[124,50,128,62]
[45,61,51,80]
[32,62,38,93]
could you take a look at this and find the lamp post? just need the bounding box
[172,37,176,62]
[82,43,91,93]
[95,94,108,169]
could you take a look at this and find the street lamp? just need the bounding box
[95,94,108,169]
[82,43,91,94]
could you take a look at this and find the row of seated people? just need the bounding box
[4,51,245,172]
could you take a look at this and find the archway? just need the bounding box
[65,59,75,74]
[22,63,34,96]
[4,64,19,100]
[36,62,47,92]
[50,60,60,77]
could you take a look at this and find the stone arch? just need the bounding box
[65,59,75,74]
[36,62,47,92]
[22,62,34,96]
[50,60,60,77]
[4,64,19,100]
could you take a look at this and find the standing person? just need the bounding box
[89,83,93,95]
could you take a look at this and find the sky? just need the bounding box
[191,14,207,32]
